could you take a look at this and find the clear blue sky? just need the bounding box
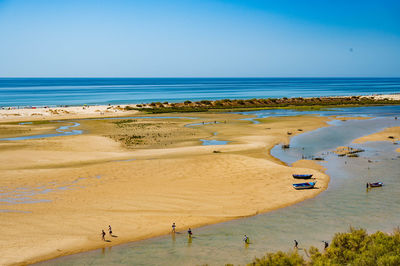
[0,0,399,77]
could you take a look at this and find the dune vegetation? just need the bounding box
[125,96,400,113]
[244,227,400,266]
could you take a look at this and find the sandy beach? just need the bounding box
[1,0,399,262]
[0,105,139,122]
[353,125,400,152]
[1,93,400,122]
[0,109,334,265]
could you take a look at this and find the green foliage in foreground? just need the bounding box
[247,228,400,266]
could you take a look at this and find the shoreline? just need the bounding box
[0,112,332,266]
[1,94,400,121]
[31,115,400,266]
[34,167,329,266]
[2,104,399,265]
[353,126,400,153]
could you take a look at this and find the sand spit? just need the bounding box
[334,146,365,157]
[0,105,140,122]
[0,113,331,265]
[353,126,400,152]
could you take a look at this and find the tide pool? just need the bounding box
[0,121,82,141]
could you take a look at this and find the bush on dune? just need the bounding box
[246,228,400,266]
[248,251,306,266]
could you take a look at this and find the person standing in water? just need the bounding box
[108,225,112,236]
[294,240,298,248]
[172,223,176,233]
[101,230,106,241]
[243,235,250,244]
[323,241,329,250]
[188,228,192,237]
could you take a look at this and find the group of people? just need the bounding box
[172,223,329,250]
[101,225,113,241]
[172,222,192,238]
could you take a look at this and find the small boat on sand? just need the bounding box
[293,174,313,179]
[368,182,383,188]
[293,181,316,190]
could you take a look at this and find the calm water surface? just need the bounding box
[35,106,400,266]
[1,78,400,107]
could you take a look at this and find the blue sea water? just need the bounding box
[1,78,400,107]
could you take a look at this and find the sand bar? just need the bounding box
[0,105,140,122]
[353,126,400,152]
[0,112,333,265]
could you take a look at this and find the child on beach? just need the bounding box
[108,225,112,236]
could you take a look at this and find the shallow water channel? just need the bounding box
[0,121,82,141]
[35,107,400,266]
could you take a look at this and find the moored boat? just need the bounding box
[293,174,313,179]
[368,182,383,188]
[293,181,316,190]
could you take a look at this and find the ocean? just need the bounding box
[1,78,400,107]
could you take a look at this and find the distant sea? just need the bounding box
[1,78,400,107]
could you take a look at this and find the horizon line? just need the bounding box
[1,76,400,79]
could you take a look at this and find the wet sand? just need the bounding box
[0,113,331,265]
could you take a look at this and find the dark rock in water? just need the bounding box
[281,144,290,149]
[347,148,364,154]
[313,157,324,161]
[347,154,359,157]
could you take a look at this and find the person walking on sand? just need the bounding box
[243,235,250,244]
[108,225,112,236]
[294,240,298,249]
[172,223,176,233]
[101,230,106,241]
[323,241,329,250]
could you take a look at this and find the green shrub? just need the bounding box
[248,251,306,266]
[247,228,400,266]
[200,100,212,105]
